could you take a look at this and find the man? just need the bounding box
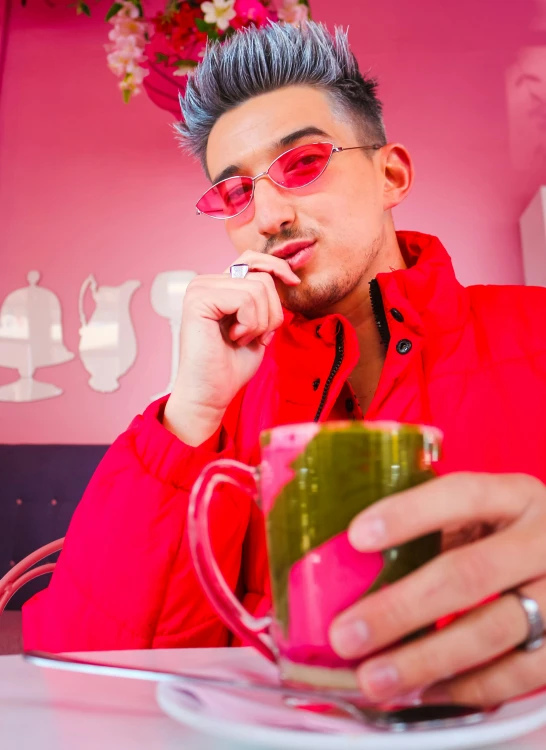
[23,22,546,707]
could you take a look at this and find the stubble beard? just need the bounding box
[280,234,383,319]
[281,267,358,318]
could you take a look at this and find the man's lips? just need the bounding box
[271,240,316,271]
[271,240,316,260]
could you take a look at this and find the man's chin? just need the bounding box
[280,281,345,319]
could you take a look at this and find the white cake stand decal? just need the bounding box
[0,271,75,402]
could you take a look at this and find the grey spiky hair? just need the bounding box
[175,21,387,171]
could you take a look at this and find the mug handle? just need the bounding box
[188,458,276,663]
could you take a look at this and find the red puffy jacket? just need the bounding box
[22,232,546,652]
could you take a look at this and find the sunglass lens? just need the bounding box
[270,142,333,188]
[197,177,253,218]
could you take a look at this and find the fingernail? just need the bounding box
[361,663,400,700]
[262,332,275,346]
[348,515,386,550]
[330,619,370,658]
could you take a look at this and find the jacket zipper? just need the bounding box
[369,278,391,349]
[313,321,345,422]
[313,280,390,422]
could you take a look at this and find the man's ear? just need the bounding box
[380,144,414,211]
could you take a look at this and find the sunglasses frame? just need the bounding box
[196,141,383,220]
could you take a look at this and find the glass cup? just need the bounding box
[188,420,443,695]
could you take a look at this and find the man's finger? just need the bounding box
[352,579,546,702]
[224,250,301,285]
[422,626,546,706]
[330,521,546,660]
[348,473,543,552]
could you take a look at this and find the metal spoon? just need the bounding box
[23,650,494,732]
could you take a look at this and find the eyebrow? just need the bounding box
[210,126,332,185]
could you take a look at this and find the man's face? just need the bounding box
[205,85,399,316]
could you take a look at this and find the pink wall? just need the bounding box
[1,0,545,444]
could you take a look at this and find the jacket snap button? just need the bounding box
[312,378,321,391]
[396,339,412,355]
[390,308,404,323]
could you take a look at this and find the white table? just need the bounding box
[2,647,546,749]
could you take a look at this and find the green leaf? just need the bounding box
[195,18,220,40]
[122,88,132,104]
[105,2,123,21]
[155,52,170,62]
[174,59,198,67]
[195,18,210,32]
[78,2,91,16]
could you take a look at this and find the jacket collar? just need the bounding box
[377,231,469,336]
[281,231,469,341]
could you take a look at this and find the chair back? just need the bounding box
[0,538,65,617]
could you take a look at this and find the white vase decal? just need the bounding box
[150,270,196,400]
[0,271,74,402]
[78,274,141,393]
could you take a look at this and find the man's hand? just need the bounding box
[328,473,546,706]
[164,250,299,446]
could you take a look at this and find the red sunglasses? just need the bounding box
[196,141,382,220]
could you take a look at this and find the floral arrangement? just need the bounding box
[105,1,150,103]
[101,0,312,114]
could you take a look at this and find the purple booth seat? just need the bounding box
[0,444,108,611]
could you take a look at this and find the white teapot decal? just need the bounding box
[78,274,141,393]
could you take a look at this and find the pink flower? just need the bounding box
[277,0,308,25]
[105,2,151,102]
[232,0,275,28]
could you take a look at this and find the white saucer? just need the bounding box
[156,680,546,749]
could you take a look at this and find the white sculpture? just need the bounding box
[0,271,74,402]
[150,270,197,400]
[78,274,141,393]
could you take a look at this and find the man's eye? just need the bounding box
[221,184,250,205]
[226,187,246,201]
[286,154,321,172]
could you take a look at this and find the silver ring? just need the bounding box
[511,589,545,652]
[230,263,249,279]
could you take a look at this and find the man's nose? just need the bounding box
[252,176,296,238]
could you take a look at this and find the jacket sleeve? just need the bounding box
[21,398,254,652]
